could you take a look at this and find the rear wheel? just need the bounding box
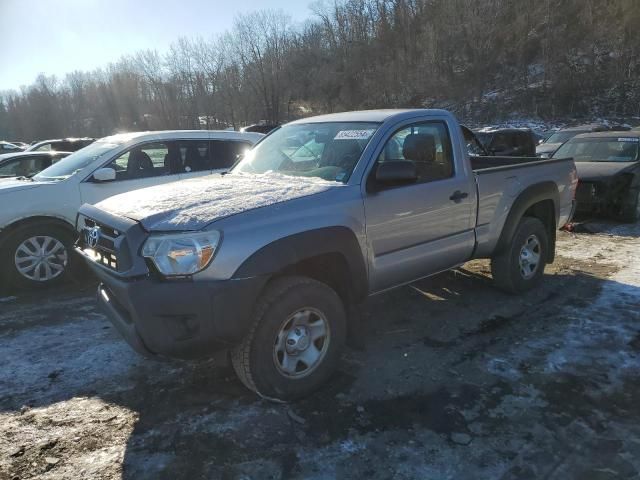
[491,217,548,294]
[1,223,75,290]
[231,276,347,401]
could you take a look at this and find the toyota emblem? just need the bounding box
[87,226,100,248]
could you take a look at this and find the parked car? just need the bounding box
[552,131,640,222]
[76,109,577,400]
[240,124,280,135]
[26,137,95,152]
[7,141,29,150]
[0,141,24,154]
[0,151,71,179]
[0,130,262,288]
[474,128,537,157]
[536,124,611,158]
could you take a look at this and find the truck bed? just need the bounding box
[470,155,575,259]
[470,155,571,172]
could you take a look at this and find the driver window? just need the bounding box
[105,142,170,180]
[377,121,454,183]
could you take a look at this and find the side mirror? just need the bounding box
[375,161,418,185]
[92,167,116,182]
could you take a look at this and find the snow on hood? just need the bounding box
[96,173,338,231]
[575,161,637,181]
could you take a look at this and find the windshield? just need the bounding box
[553,137,640,162]
[33,141,121,181]
[546,131,583,144]
[232,122,380,182]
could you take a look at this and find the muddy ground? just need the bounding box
[1,221,639,480]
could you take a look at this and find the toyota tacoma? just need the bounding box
[77,109,577,400]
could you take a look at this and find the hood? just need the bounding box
[536,143,562,155]
[0,178,43,195]
[575,161,637,182]
[96,173,338,231]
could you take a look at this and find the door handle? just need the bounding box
[449,191,469,202]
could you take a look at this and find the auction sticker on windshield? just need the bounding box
[334,129,376,140]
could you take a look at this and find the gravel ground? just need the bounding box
[0,221,639,480]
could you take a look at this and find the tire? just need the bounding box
[491,217,548,295]
[231,276,347,401]
[0,223,75,290]
[620,188,640,223]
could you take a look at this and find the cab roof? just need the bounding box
[287,109,454,125]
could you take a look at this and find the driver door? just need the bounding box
[364,120,476,292]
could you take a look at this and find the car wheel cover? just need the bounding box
[519,234,541,280]
[14,235,68,282]
[273,307,331,379]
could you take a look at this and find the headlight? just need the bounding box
[142,231,221,277]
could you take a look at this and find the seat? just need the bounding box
[321,140,361,168]
[402,133,452,180]
[12,160,31,177]
[617,142,637,160]
[184,144,206,172]
[127,150,155,178]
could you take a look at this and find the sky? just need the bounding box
[0,0,314,91]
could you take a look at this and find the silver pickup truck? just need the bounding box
[77,109,577,400]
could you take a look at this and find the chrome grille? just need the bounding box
[80,217,122,271]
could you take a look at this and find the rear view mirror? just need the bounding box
[92,167,116,182]
[375,161,417,185]
[314,132,330,143]
[285,137,301,148]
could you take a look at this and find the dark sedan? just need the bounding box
[0,151,71,179]
[553,131,640,222]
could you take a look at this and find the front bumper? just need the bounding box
[76,204,269,359]
[575,181,606,212]
[86,258,267,359]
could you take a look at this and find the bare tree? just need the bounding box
[1,1,639,141]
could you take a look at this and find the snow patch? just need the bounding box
[96,172,337,230]
[486,223,640,392]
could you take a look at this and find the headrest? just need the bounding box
[402,134,436,162]
[129,150,153,170]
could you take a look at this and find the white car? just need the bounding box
[0,130,262,288]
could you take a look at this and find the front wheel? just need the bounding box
[1,223,75,290]
[231,276,347,401]
[491,217,548,294]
